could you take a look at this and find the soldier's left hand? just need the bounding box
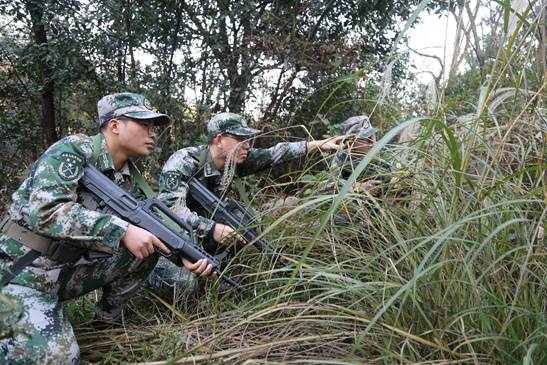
[353,179,382,194]
[181,258,215,278]
[212,223,246,246]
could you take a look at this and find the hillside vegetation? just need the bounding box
[1,0,545,364]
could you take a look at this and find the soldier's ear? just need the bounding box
[108,118,122,135]
[212,133,223,147]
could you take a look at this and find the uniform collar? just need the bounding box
[202,146,221,178]
[95,133,131,178]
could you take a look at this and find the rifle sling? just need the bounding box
[128,161,155,198]
[91,133,102,165]
[0,249,41,287]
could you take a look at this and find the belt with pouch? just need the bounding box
[0,216,85,263]
[0,216,87,286]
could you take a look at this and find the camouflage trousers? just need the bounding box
[0,246,158,365]
[146,256,198,304]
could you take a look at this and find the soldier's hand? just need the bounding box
[121,224,171,259]
[212,223,245,245]
[181,258,215,278]
[353,180,382,194]
[307,136,344,152]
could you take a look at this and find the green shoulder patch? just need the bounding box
[164,171,182,191]
[58,152,84,181]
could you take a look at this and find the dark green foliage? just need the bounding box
[0,0,444,205]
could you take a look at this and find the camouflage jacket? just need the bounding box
[0,133,144,291]
[320,152,393,193]
[158,141,307,237]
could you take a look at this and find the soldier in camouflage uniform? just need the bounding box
[264,115,389,217]
[0,93,213,365]
[148,112,342,299]
[323,115,392,194]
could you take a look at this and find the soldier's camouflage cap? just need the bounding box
[207,112,260,142]
[97,92,170,128]
[340,115,377,139]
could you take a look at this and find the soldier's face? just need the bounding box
[114,117,157,157]
[220,134,251,165]
[348,135,376,156]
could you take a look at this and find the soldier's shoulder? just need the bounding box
[162,145,203,172]
[169,146,202,162]
[183,145,204,156]
[44,134,93,161]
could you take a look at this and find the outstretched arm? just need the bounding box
[306,136,344,153]
[237,136,343,176]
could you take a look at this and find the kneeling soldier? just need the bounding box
[148,112,343,300]
[0,93,212,365]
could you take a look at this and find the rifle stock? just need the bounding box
[80,164,243,292]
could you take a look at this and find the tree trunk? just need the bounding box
[226,7,252,113]
[164,3,184,98]
[117,40,125,83]
[227,71,250,113]
[540,5,546,95]
[25,0,57,146]
[125,0,136,80]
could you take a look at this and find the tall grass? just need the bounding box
[72,99,545,364]
[70,2,546,364]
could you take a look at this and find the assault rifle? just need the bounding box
[80,164,243,292]
[187,178,289,266]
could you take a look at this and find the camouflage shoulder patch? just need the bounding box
[164,171,182,191]
[58,152,84,181]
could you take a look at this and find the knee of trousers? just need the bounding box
[0,284,81,365]
[0,338,80,365]
[44,332,80,365]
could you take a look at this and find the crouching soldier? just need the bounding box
[323,115,394,194]
[264,115,391,217]
[148,112,343,300]
[0,93,213,365]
